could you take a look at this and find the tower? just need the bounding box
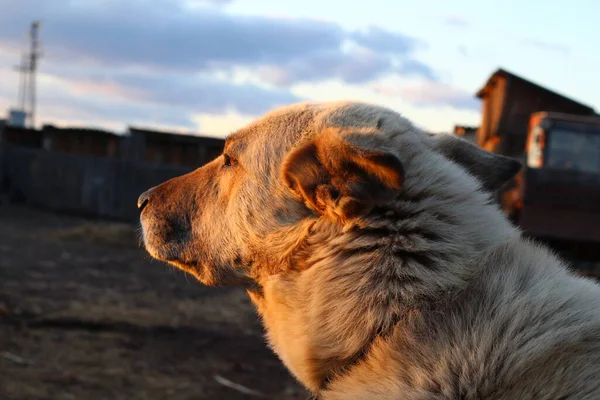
[12,21,42,128]
[28,21,42,128]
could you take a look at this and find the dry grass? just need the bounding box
[0,205,309,399]
[36,221,140,248]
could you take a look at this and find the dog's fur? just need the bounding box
[139,101,600,399]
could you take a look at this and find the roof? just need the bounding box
[129,126,225,146]
[3,125,41,135]
[532,111,600,126]
[475,68,595,113]
[42,124,120,137]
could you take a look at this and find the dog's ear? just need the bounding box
[433,133,522,192]
[281,128,404,221]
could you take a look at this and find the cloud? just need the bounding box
[0,0,431,87]
[255,47,393,86]
[372,80,479,111]
[444,14,469,28]
[24,69,302,132]
[37,90,199,131]
[0,0,343,72]
[399,81,479,110]
[0,0,474,133]
[350,26,422,54]
[4,64,299,131]
[191,0,235,5]
[523,39,571,55]
[36,60,302,114]
[397,59,437,81]
[72,72,302,115]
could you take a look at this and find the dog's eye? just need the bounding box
[223,153,237,167]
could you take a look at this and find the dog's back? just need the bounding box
[326,237,600,399]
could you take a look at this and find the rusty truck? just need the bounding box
[473,68,600,277]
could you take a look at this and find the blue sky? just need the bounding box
[0,0,597,137]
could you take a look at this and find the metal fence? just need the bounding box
[0,144,193,222]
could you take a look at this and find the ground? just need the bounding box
[0,205,309,400]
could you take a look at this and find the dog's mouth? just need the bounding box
[143,239,184,263]
[168,259,207,280]
[140,235,217,284]
[140,216,249,287]
[144,241,209,280]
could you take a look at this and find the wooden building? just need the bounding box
[1,125,44,148]
[41,125,122,158]
[475,68,595,158]
[127,127,224,167]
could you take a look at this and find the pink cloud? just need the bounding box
[372,80,479,111]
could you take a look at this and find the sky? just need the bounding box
[0,0,597,138]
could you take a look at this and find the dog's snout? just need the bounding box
[137,189,152,211]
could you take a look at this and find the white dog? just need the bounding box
[139,101,600,399]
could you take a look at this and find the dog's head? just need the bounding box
[138,101,521,286]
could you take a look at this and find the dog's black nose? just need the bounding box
[137,189,151,211]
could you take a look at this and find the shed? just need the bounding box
[127,127,224,167]
[475,68,595,157]
[2,125,44,148]
[41,125,122,158]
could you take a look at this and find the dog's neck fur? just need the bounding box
[247,153,520,397]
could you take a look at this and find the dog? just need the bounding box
[138,101,600,399]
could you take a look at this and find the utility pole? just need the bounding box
[28,21,42,129]
[12,21,42,129]
[14,53,28,110]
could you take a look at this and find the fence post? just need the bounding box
[0,120,5,180]
[0,120,5,202]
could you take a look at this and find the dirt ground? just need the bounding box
[0,205,309,400]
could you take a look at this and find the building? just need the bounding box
[41,125,122,158]
[475,68,595,157]
[8,109,27,127]
[1,124,44,148]
[1,123,122,157]
[126,127,224,167]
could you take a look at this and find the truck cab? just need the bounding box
[526,112,600,173]
[513,112,600,267]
